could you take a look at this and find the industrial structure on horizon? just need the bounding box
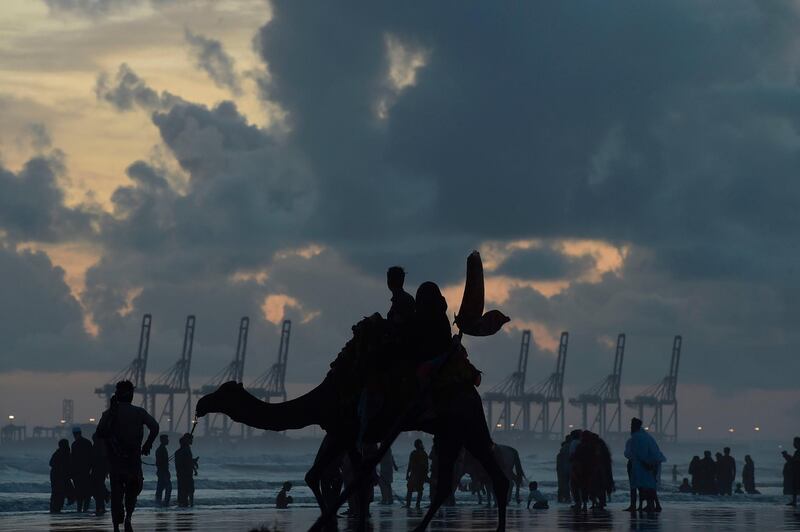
[482,330,683,441]
[2,312,685,444]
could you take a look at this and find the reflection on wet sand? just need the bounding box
[16,504,800,531]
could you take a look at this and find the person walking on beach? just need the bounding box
[71,426,93,512]
[405,439,429,508]
[378,444,399,504]
[742,455,759,494]
[49,439,72,513]
[89,432,109,515]
[155,434,171,507]
[96,380,159,532]
[175,433,197,507]
[624,417,665,513]
[276,481,294,508]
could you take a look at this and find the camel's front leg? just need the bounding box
[305,434,346,515]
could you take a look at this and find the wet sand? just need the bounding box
[2,503,800,532]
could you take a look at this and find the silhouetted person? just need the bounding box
[387,266,415,326]
[96,380,159,532]
[688,456,700,494]
[49,439,71,513]
[405,439,428,508]
[413,282,453,366]
[719,447,736,496]
[714,452,724,494]
[699,451,717,494]
[90,432,109,516]
[742,455,759,494]
[624,418,665,513]
[71,426,93,512]
[175,433,197,507]
[155,434,171,507]
[276,481,293,508]
[784,436,800,506]
[565,429,582,509]
[734,482,743,494]
[378,444,399,504]
[671,464,678,483]
[527,481,548,509]
[556,438,571,503]
[678,478,692,493]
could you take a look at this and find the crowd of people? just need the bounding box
[48,427,109,515]
[686,448,741,495]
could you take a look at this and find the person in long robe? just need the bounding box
[698,451,717,494]
[742,455,759,494]
[49,439,71,513]
[623,418,665,513]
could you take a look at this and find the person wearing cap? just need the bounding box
[96,380,159,532]
[276,481,293,508]
[175,433,197,507]
[70,425,93,513]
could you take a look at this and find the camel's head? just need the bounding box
[196,381,245,418]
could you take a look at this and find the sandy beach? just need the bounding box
[2,502,800,532]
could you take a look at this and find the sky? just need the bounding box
[0,0,798,440]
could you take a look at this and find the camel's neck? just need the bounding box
[227,379,332,432]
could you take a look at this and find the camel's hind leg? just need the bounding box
[464,440,509,532]
[412,435,461,532]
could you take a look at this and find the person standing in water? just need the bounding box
[175,433,197,507]
[70,426,93,513]
[89,432,109,515]
[49,439,71,513]
[742,455,759,494]
[155,434,172,507]
[95,380,159,532]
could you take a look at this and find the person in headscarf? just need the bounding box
[623,418,665,513]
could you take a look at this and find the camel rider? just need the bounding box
[387,266,415,328]
[356,265,416,450]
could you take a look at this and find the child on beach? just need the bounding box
[527,481,548,509]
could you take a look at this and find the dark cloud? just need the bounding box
[6,0,800,403]
[184,29,242,95]
[496,246,596,281]
[0,154,96,243]
[95,63,182,112]
[0,245,92,372]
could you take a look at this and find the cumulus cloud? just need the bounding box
[184,29,242,95]
[0,245,93,372]
[95,63,182,112]
[7,1,800,404]
[0,154,96,243]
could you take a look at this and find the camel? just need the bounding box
[197,251,511,531]
[196,341,510,531]
[458,444,526,505]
